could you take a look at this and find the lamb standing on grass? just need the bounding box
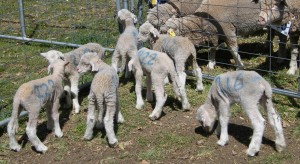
[77,52,124,147]
[7,59,70,153]
[196,70,286,156]
[111,9,138,78]
[128,47,190,120]
[40,43,105,113]
[137,21,203,91]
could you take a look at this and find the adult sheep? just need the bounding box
[253,0,300,75]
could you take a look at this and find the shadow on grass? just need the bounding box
[195,123,276,151]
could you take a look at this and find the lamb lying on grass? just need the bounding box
[196,70,286,156]
[77,52,124,147]
[111,9,138,78]
[7,59,70,153]
[137,21,203,91]
[40,43,105,113]
[128,47,190,120]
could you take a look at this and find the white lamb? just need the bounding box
[40,43,105,113]
[128,47,191,120]
[196,70,286,156]
[7,59,70,153]
[111,9,138,78]
[77,52,124,147]
[137,21,203,91]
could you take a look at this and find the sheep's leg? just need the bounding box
[46,103,54,131]
[287,35,299,75]
[192,56,203,91]
[149,74,167,120]
[63,79,72,109]
[7,101,21,151]
[134,68,144,109]
[242,102,265,156]
[276,33,287,64]
[26,109,48,153]
[207,47,217,69]
[70,74,80,113]
[146,74,153,102]
[51,100,63,138]
[260,96,286,152]
[104,96,118,147]
[84,94,97,140]
[174,61,187,87]
[116,92,124,123]
[226,38,244,70]
[217,102,230,146]
[111,50,120,73]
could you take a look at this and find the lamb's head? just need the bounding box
[48,59,69,75]
[159,17,180,35]
[254,0,287,26]
[137,22,160,43]
[77,52,101,73]
[117,9,137,27]
[40,50,65,64]
[196,103,217,133]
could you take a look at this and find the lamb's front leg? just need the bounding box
[51,100,63,138]
[149,76,167,120]
[83,94,97,140]
[70,74,80,113]
[134,69,144,109]
[146,74,153,102]
[217,102,230,146]
[243,103,265,156]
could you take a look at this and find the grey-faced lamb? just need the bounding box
[7,59,70,153]
[254,0,300,75]
[40,43,105,113]
[128,47,191,120]
[137,21,203,91]
[196,70,286,156]
[111,9,138,78]
[146,0,202,28]
[77,52,124,147]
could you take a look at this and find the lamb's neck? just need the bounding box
[125,19,135,28]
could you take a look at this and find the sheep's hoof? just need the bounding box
[35,145,48,154]
[246,148,259,157]
[275,142,286,152]
[83,134,93,141]
[109,141,118,148]
[10,144,21,152]
[55,131,64,138]
[217,140,228,146]
[149,115,158,121]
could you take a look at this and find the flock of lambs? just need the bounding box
[5,0,299,158]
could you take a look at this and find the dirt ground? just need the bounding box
[1,95,300,164]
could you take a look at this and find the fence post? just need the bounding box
[18,0,26,38]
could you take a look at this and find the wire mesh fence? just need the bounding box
[0,0,299,125]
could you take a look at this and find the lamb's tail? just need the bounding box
[263,80,286,152]
[7,95,22,151]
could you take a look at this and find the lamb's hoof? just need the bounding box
[55,131,64,138]
[83,134,93,141]
[35,145,48,154]
[182,103,191,111]
[136,104,144,110]
[246,148,259,157]
[149,115,158,121]
[287,68,296,75]
[217,140,228,146]
[207,63,215,70]
[74,109,80,114]
[117,117,125,124]
[10,144,21,152]
[197,84,204,92]
[275,143,286,152]
[109,141,118,148]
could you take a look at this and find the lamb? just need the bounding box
[146,0,202,28]
[159,14,221,69]
[77,52,124,147]
[111,9,138,78]
[40,43,105,113]
[7,59,70,153]
[196,70,286,156]
[128,47,191,120]
[137,21,203,91]
[254,0,300,75]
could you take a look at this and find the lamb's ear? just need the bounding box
[150,27,159,38]
[131,13,138,24]
[90,62,98,72]
[251,0,259,3]
[280,0,288,6]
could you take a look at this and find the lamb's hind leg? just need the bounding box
[242,102,265,156]
[7,103,21,151]
[261,96,286,152]
[191,56,203,91]
[26,108,48,153]
[104,95,118,147]
[51,99,63,137]
[83,94,97,140]
[70,74,80,113]
[217,102,230,146]
[149,74,167,120]
[287,35,299,75]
